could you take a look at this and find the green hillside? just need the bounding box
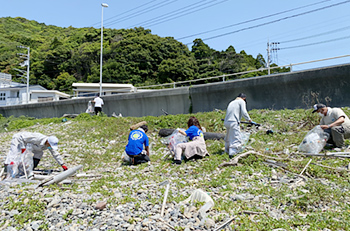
[0,17,289,94]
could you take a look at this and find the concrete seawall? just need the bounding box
[1,63,350,118]
[191,63,350,112]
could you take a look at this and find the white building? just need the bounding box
[72,83,135,97]
[0,73,70,106]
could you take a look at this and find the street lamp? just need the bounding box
[17,45,30,104]
[100,3,109,96]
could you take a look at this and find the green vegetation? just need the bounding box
[0,17,289,94]
[1,108,350,230]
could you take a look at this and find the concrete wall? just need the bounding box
[0,64,349,118]
[0,87,190,118]
[190,63,350,112]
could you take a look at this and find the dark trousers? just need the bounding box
[95,107,102,115]
[127,154,150,165]
[33,158,40,169]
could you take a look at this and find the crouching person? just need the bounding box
[125,125,150,165]
[4,132,68,171]
[173,116,209,165]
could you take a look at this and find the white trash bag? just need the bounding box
[86,100,94,114]
[299,125,329,154]
[239,131,251,153]
[180,189,214,218]
[161,129,187,156]
[6,149,34,179]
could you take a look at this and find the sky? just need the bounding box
[1,0,350,71]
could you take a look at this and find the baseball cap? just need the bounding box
[312,103,326,113]
[47,136,59,150]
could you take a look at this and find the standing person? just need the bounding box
[125,125,150,165]
[4,132,68,170]
[174,116,209,165]
[92,93,104,115]
[312,103,350,148]
[224,93,254,158]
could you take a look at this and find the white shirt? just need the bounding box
[94,97,104,108]
[320,107,350,127]
[224,97,251,123]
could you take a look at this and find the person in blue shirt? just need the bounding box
[125,125,150,165]
[173,116,209,165]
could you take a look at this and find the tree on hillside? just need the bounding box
[0,17,290,93]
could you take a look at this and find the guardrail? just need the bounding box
[135,54,350,90]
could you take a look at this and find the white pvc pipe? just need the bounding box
[43,165,83,186]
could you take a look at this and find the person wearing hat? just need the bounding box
[224,93,255,158]
[312,103,350,148]
[4,132,68,170]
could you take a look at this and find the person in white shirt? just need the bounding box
[4,132,68,170]
[312,103,350,148]
[224,93,254,158]
[92,93,104,115]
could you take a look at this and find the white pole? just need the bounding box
[26,47,30,104]
[100,6,104,96]
[100,3,108,96]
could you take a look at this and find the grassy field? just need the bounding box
[1,108,350,230]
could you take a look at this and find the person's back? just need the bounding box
[224,98,250,123]
[93,94,104,115]
[125,129,148,155]
[125,125,150,165]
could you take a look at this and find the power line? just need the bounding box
[90,0,158,27]
[185,0,350,46]
[229,14,350,57]
[104,0,178,27]
[279,25,350,43]
[128,0,210,28]
[280,35,350,50]
[177,0,331,40]
[132,0,228,28]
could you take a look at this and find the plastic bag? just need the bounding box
[18,149,34,178]
[6,148,34,179]
[86,101,94,114]
[299,125,329,154]
[180,189,214,218]
[161,129,187,155]
[239,131,251,153]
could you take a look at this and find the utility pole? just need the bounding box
[17,45,30,104]
[266,41,279,75]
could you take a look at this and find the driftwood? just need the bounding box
[311,163,350,172]
[241,210,264,215]
[214,216,235,231]
[160,163,170,171]
[219,151,257,168]
[299,152,350,158]
[219,151,308,181]
[62,114,79,118]
[130,121,147,130]
[158,218,176,230]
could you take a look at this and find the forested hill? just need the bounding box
[0,17,287,94]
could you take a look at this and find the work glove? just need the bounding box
[21,148,26,153]
[61,165,68,171]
